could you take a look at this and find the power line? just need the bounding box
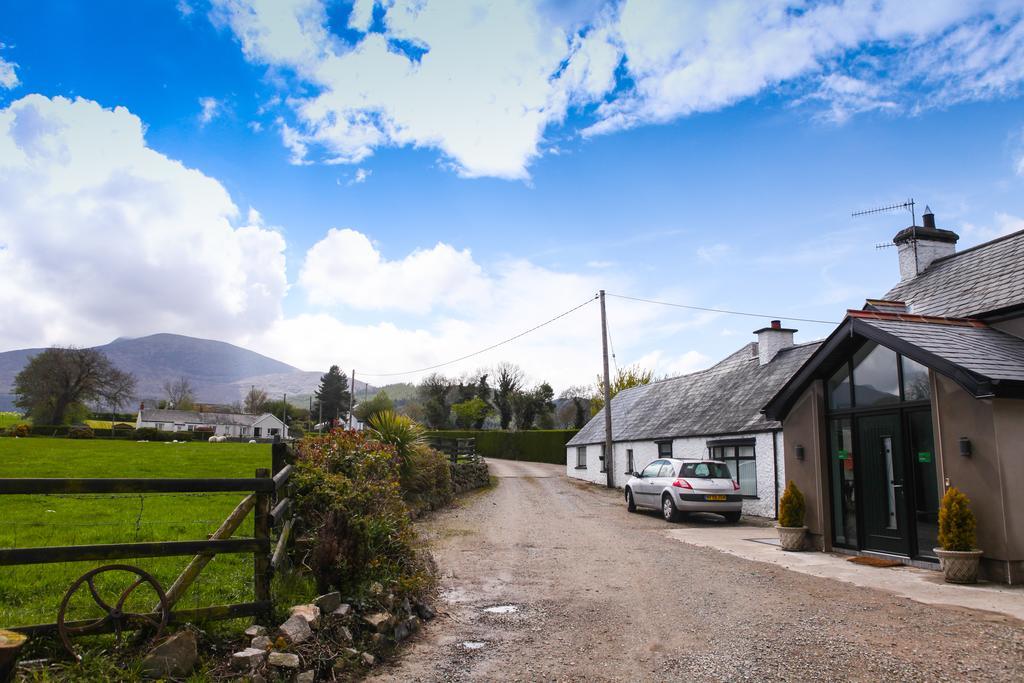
[358,295,599,378]
[605,293,840,325]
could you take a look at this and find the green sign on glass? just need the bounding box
[837,449,848,460]
[918,451,932,463]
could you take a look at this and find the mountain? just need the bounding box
[0,333,374,409]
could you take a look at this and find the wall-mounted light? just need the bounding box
[795,445,805,461]
[959,437,972,457]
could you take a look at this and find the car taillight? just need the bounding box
[732,480,741,491]
[672,479,693,489]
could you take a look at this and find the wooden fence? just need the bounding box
[0,443,296,639]
[426,436,481,463]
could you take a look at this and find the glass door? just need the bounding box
[858,414,910,555]
[907,410,940,558]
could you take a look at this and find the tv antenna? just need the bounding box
[851,198,916,250]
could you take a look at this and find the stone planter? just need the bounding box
[776,525,807,551]
[934,548,984,584]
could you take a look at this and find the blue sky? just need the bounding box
[1,1,1023,389]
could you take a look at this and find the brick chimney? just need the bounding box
[754,320,796,365]
[893,207,959,281]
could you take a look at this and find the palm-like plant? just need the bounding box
[368,410,426,468]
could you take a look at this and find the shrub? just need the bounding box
[292,430,433,601]
[68,425,95,439]
[131,427,177,442]
[778,480,805,528]
[403,445,454,512]
[425,429,578,465]
[7,423,30,437]
[368,411,426,473]
[938,486,977,551]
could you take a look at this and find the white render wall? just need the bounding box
[566,430,784,518]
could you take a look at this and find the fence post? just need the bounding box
[254,468,272,623]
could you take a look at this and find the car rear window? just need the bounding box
[680,462,732,479]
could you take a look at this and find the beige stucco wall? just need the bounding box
[779,380,829,550]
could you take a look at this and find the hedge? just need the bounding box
[425,429,578,465]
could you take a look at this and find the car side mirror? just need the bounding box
[632,471,642,478]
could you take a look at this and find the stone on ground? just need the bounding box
[414,602,436,620]
[267,651,301,669]
[296,670,315,683]
[361,652,376,666]
[332,603,353,618]
[140,630,198,679]
[230,648,267,671]
[244,625,267,638]
[251,635,273,650]
[289,604,322,629]
[362,612,392,633]
[278,614,313,644]
[315,591,342,613]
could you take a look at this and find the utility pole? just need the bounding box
[349,369,356,429]
[282,393,287,438]
[600,290,614,488]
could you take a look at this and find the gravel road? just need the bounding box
[368,459,1024,682]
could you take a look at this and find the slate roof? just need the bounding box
[883,229,1024,318]
[138,409,278,426]
[855,315,1024,383]
[567,340,822,447]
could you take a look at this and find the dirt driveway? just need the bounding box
[369,459,1024,682]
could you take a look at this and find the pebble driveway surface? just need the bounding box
[368,459,1024,682]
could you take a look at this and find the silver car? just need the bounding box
[625,458,743,523]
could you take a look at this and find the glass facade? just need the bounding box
[851,342,900,407]
[829,417,856,547]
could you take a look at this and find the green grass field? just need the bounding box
[0,438,270,630]
[0,412,28,428]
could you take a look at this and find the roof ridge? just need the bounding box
[847,309,987,327]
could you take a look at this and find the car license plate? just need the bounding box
[705,495,727,501]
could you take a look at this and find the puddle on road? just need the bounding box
[461,641,487,650]
[482,604,519,614]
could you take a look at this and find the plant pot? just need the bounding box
[776,525,807,551]
[934,548,984,584]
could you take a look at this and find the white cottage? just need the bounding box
[136,408,288,440]
[566,323,821,518]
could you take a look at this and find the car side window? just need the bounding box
[640,461,663,478]
[658,462,676,478]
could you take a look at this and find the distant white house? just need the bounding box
[136,408,288,440]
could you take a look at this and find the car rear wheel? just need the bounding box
[625,488,637,513]
[723,511,742,523]
[662,494,682,523]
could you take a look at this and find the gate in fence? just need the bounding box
[0,443,296,659]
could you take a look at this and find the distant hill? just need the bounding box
[0,333,374,409]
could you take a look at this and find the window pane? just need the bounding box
[902,356,931,401]
[829,418,856,546]
[641,461,662,478]
[737,445,754,459]
[658,462,675,477]
[657,441,672,458]
[721,458,738,482]
[828,364,852,410]
[738,460,757,496]
[852,342,900,407]
[577,446,586,467]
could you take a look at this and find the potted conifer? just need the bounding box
[934,486,984,584]
[776,480,807,551]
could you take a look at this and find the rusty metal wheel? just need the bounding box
[56,564,169,661]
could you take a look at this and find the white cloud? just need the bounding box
[212,0,1024,178]
[696,243,732,264]
[198,97,224,126]
[0,56,19,90]
[176,0,195,18]
[0,94,287,351]
[298,228,490,313]
[350,167,370,184]
[960,212,1024,243]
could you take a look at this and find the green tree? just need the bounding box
[512,382,555,430]
[314,365,351,425]
[559,385,591,429]
[353,390,395,423]
[417,373,451,429]
[14,347,136,425]
[493,363,523,430]
[590,365,654,416]
[451,397,492,429]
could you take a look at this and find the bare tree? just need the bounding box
[162,376,196,411]
[244,386,269,414]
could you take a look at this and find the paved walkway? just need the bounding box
[666,525,1024,621]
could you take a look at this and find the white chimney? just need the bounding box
[755,320,796,365]
[894,207,959,281]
